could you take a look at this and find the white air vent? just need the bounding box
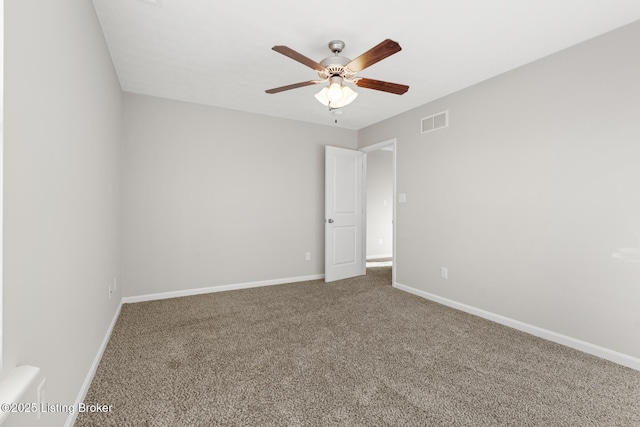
[421,110,449,134]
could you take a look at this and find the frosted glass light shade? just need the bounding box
[315,85,358,108]
[327,83,343,102]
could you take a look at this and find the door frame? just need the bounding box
[360,138,397,285]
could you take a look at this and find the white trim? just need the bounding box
[65,302,123,427]
[0,366,40,425]
[359,139,397,153]
[366,254,393,260]
[393,282,640,372]
[360,138,397,286]
[122,274,325,304]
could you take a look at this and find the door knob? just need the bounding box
[328,218,334,223]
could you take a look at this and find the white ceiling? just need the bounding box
[92,0,640,130]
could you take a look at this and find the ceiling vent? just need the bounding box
[421,110,448,134]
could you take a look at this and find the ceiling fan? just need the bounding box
[265,39,409,109]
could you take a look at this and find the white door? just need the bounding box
[325,146,365,282]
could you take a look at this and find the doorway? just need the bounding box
[361,139,396,285]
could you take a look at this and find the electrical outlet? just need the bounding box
[305,252,311,261]
[108,284,112,300]
[37,379,46,420]
[441,267,448,279]
[379,238,383,245]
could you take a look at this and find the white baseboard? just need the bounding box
[65,302,123,427]
[394,282,640,372]
[367,254,392,260]
[122,274,325,304]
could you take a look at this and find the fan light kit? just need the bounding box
[315,76,358,108]
[266,39,409,111]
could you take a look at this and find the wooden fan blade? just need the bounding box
[265,80,321,94]
[346,39,402,73]
[353,78,409,95]
[272,45,326,72]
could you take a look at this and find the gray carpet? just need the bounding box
[76,267,640,426]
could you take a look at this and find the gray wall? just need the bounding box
[366,150,393,258]
[122,93,357,298]
[3,0,123,426]
[359,21,640,359]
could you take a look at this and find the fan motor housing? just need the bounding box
[319,56,352,79]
